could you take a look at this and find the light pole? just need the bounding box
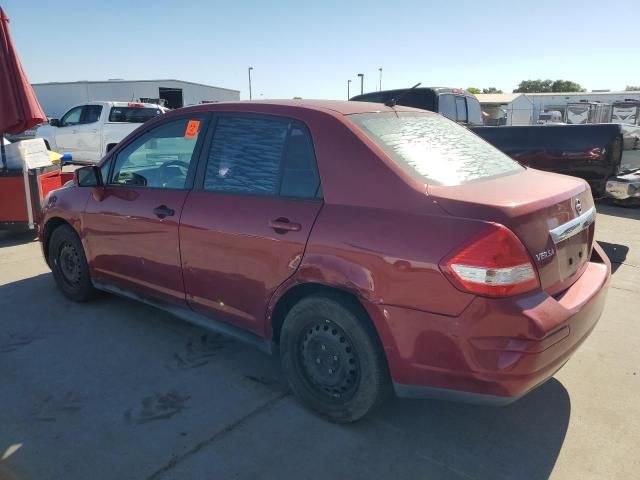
[248,67,253,100]
[357,73,364,95]
[378,67,382,91]
[347,79,352,99]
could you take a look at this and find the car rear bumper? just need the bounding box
[366,242,611,404]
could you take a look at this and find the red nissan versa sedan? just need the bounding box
[38,100,611,422]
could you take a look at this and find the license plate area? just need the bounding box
[555,229,591,281]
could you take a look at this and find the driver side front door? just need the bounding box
[83,114,209,305]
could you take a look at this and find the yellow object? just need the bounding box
[47,150,63,164]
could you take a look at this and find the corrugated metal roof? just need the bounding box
[31,79,239,93]
[476,93,523,104]
[525,90,640,96]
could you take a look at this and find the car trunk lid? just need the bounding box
[429,168,595,295]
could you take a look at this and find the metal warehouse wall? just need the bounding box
[529,92,640,122]
[32,80,240,118]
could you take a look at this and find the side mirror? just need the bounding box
[74,166,103,187]
[49,118,61,127]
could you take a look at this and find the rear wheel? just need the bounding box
[49,225,97,302]
[280,294,390,423]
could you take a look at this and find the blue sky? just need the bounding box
[5,0,639,99]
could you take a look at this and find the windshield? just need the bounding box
[108,107,162,123]
[349,112,523,186]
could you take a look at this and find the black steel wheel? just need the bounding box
[49,224,97,302]
[280,293,390,423]
[299,318,361,401]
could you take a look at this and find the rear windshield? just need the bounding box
[108,107,162,123]
[349,112,523,186]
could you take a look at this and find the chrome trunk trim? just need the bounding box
[549,207,595,244]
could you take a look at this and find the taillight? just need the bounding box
[439,224,539,297]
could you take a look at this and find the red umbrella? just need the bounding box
[0,7,46,168]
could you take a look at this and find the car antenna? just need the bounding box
[384,82,422,107]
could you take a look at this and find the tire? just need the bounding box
[280,294,391,423]
[48,224,97,302]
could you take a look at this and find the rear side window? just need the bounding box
[280,126,320,198]
[466,97,483,125]
[82,105,103,124]
[438,95,456,121]
[349,112,522,186]
[455,96,467,123]
[204,116,320,198]
[108,107,162,123]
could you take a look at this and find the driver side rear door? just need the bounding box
[83,113,210,305]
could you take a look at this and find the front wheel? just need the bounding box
[280,294,390,423]
[49,225,97,302]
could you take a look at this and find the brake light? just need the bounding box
[439,224,539,297]
[127,102,144,108]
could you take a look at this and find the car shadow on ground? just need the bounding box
[596,201,640,220]
[597,241,629,273]
[0,273,571,480]
[0,230,37,248]
[362,379,570,479]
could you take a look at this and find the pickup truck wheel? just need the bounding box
[49,225,97,302]
[280,294,390,423]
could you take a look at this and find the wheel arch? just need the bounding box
[269,282,387,351]
[42,217,74,265]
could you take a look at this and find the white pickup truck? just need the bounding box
[35,101,164,163]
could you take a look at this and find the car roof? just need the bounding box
[173,99,427,116]
[351,87,472,99]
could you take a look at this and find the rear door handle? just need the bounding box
[153,205,175,219]
[269,218,301,233]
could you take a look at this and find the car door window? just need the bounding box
[60,107,83,127]
[203,115,321,198]
[455,96,468,123]
[204,115,289,195]
[82,105,103,124]
[110,117,204,189]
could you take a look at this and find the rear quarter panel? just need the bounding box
[292,204,492,316]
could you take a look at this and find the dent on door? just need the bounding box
[179,193,322,335]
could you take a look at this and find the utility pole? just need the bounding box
[248,66,253,100]
[357,73,364,95]
[379,67,382,91]
[347,79,351,99]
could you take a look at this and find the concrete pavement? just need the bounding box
[0,203,638,480]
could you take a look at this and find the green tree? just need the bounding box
[551,80,584,92]
[482,87,503,94]
[513,79,553,93]
[625,86,640,91]
[514,79,584,93]
[467,87,482,94]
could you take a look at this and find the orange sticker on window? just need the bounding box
[185,120,200,139]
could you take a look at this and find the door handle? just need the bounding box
[269,218,301,233]
[153,205,175,219]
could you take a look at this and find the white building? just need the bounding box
[476,93,533,126]
[476,90,640,125]
[32,79,240,118]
